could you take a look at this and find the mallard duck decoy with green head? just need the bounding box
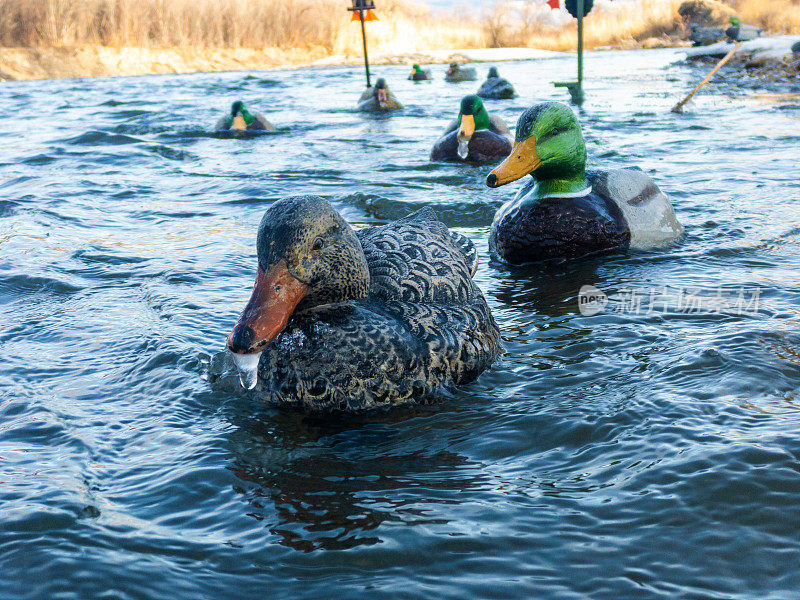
[726,16,762,42]
[408,63,432,81]
[445,62,477,83]
[357,78,404,112]
[477,67,516,100]
[227,196,500,411]
[215,100,275,132]
[430,95,513,163]
[486,102,683,264]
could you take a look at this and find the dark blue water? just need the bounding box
[2,50,800,599]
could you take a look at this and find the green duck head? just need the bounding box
[487,66,500,79]
[228,196,369,355]
[411,63,422,75]
[457,94,491,141]
[230,100,255,130]
[486,102,588,197]
[730,16,740,26]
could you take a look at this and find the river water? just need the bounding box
[2,49,800,599]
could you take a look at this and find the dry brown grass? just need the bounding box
[0,0,355,49]
[0,0,797,56]
[729,0,800,34]
[0,0,481,53]
[483,0,686,51]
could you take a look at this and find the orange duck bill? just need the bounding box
[227,260,309,354]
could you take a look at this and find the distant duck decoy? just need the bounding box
[725,16,762,42]
[485,102,683,264]
[793,41,800,55]
[477,67,516,100]
[408,63,432,81]
[215,100,274,131]
[227,196,500,411]
[688,24,726,47]
[357,78,404,112]
[430,95,512,163]
[444,62,477,83]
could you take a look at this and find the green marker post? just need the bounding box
[576,0,584,104]
[554,0,586,105]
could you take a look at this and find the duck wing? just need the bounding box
[488,114,511,136]
[357,207,477,303]
[251,111,276,131]
[258,296,497,411]
[588,168,683,249]
[214,115,231,131]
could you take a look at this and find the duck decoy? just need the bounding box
[215,100,274,131]
[227,196,500,411]
[430,95,513,163]
[725,16,762,42]
[688,24,726,47]
[486,102,683,265]
[445,62,477,83]
[408,63,432,81]
[357,78,404,111]
[477,67,516,99]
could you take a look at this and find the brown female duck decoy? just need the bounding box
[215,100,274,131]
[356,78,404,112]
[430,95,513,163]
[445,62,477,82]
[227,196,500,411]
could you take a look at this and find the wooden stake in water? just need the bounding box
[671,42,743,114]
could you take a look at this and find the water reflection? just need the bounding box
[225,409,477,552]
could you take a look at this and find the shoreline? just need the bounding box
[2,37,795,85]
[0,43,673,82]
[684,35,800,82]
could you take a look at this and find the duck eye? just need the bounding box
[539,126,569,143]
[312,238,324,251]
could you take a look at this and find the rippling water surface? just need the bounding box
[2,50,800,599]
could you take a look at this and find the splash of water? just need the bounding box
[457,139,469,160]
[230,351,261,390]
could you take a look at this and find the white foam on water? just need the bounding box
[457,139,469,160]
[230,351,262,390]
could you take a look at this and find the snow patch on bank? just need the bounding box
[686,35,800,62]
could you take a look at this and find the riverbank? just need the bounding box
[2,42,685,82]
[685,35,800,81]
[0,46,335,81]
[0,45,570,82]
